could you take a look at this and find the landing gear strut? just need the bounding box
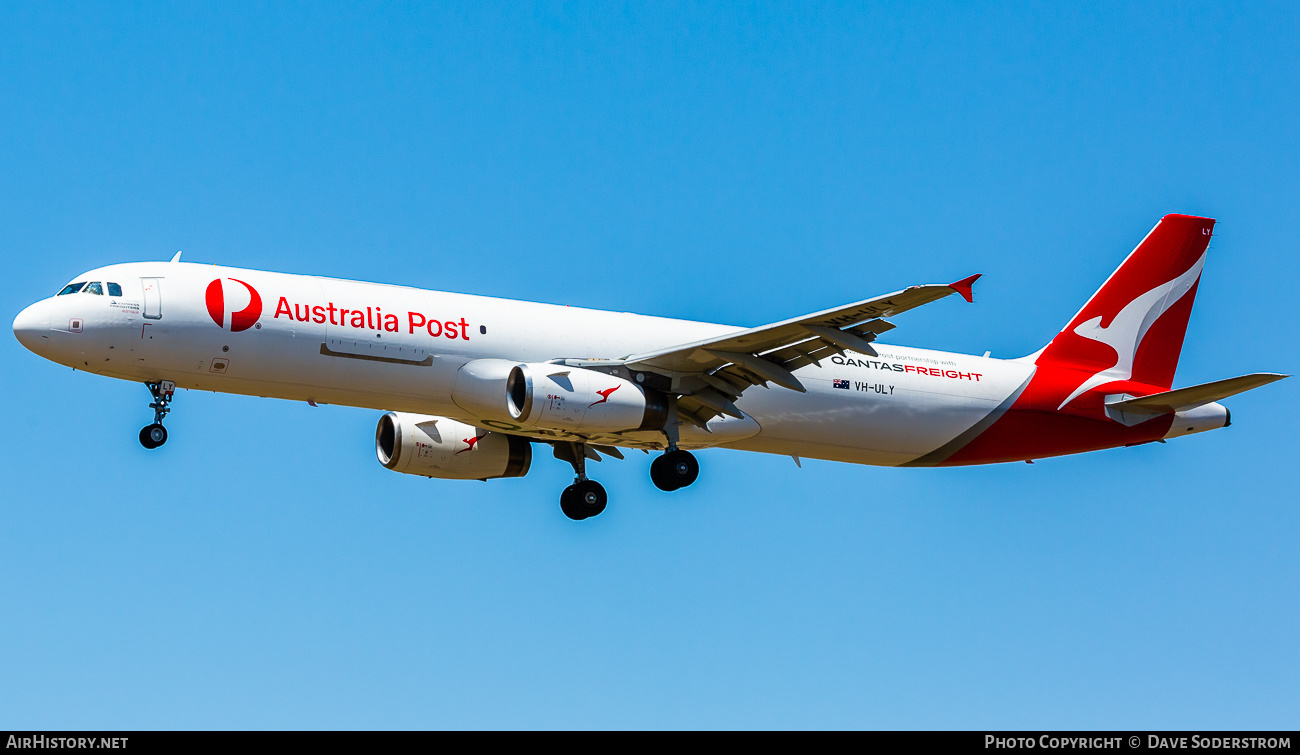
[139,380,175,449]
[556,442,607,520]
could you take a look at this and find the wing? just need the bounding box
[569,275,981,431]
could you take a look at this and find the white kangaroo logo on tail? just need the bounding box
[1057,252,1206,409]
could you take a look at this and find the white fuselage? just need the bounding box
[14,260,1036,466]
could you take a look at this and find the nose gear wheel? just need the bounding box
[139,423,168,449]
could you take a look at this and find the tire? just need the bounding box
[657,450,699,490]
[139,424,167,449]
[560,485,588,521]
[650,454,680,492]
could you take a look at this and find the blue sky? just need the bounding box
[1,2,1297,729]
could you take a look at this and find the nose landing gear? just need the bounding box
[139,380,175,449]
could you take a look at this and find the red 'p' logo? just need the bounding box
[205,278,262,332]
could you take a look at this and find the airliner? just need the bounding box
[12,214,1286,520]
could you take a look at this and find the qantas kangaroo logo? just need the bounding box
[1057,252,1207,409]
[589,385,620,408]
[205,278,263,332]
[455,436,480,455]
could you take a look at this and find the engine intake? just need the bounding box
[376,412,531,480]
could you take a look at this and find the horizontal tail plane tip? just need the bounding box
[948,273,982,303]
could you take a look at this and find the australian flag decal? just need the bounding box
[833,379,850,389]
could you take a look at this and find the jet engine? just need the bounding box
[451,359,668,434]
[375,412,531,480]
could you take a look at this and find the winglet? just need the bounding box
[170,251,183,263]
[948,273,981,303]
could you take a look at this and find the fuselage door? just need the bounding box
[142,278,162,319]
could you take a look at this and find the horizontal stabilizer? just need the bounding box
[1106,373,1289,415]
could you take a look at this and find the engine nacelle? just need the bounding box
[451,359,668,434]
[375,412,531,480]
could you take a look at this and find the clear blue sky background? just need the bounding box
[2,2,1297,730]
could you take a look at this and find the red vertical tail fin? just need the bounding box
[1036,214,1214,408]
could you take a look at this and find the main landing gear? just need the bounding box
[556,442,608,521]
[650,449,699,492]
[650,413,699,492]
[139,380,175,449]
[561,479,608,521]
[650,405,702,493]
[551,437,700,521]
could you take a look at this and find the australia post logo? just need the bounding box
[203,280,475,340]
[205,278,263,332]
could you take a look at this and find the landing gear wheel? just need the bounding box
[560,485,585,520]
[576,480,607,518]
[560,480,607,520]
[139,423,168,449]
[651,450,699,491]
[650,455,676,491]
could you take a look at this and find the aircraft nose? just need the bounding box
[12,302,51,353]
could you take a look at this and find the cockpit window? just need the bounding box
[57,282,86,296]
[106,282,122,297]
[84,282,103,295]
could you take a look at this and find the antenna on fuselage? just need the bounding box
[169,251,183,263]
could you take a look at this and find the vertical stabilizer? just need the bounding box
[1037,214,1214,409]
